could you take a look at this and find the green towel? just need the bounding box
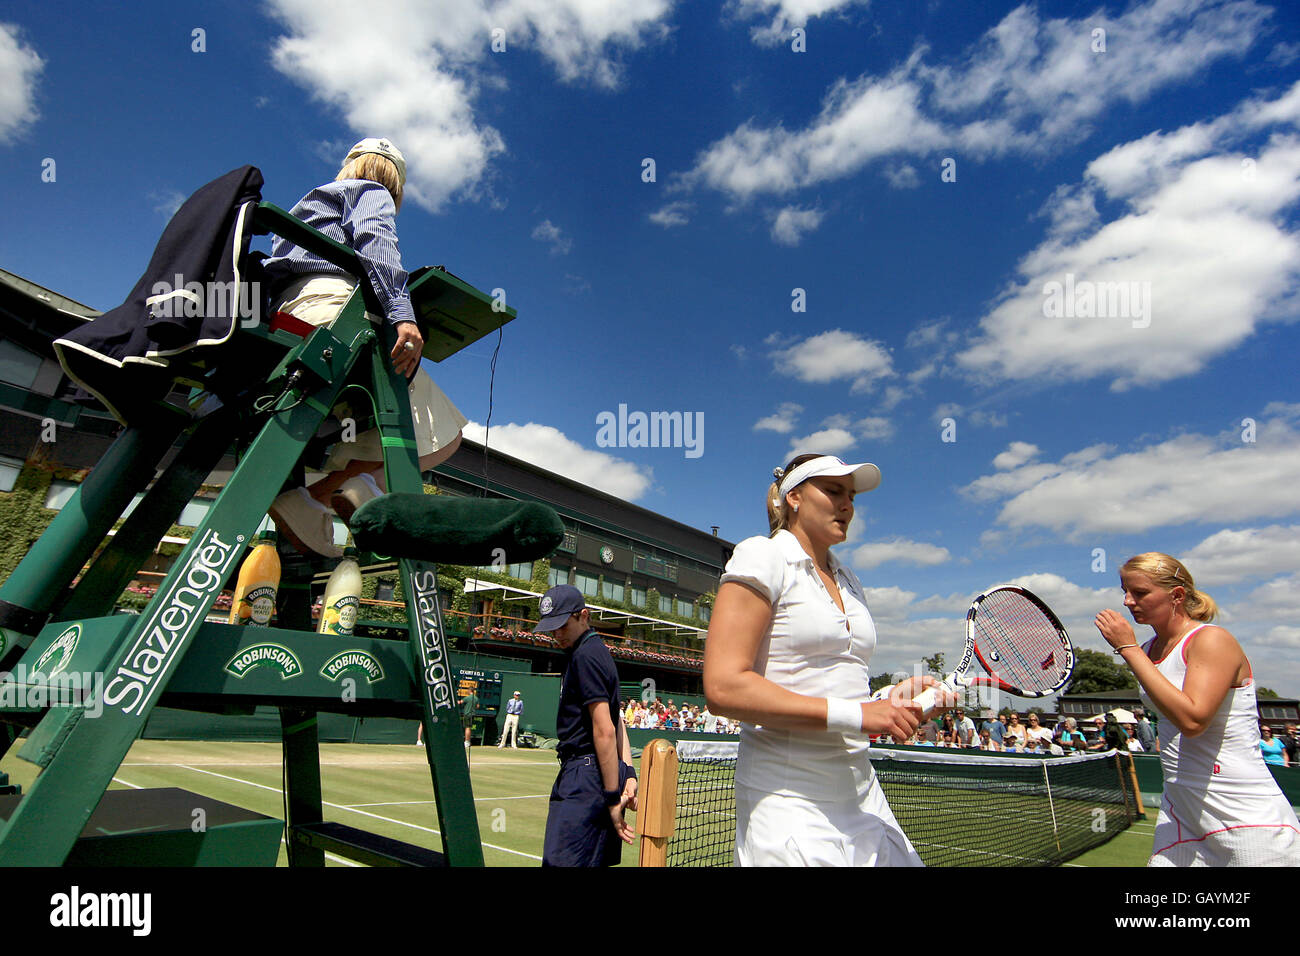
[350,494,564,564]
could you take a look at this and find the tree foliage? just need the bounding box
[1064,649,1138,695]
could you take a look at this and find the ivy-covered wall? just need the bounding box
[0,463,61,587]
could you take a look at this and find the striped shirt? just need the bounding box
[262,179,416,327]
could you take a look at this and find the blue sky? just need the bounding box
[2,0,1298,699]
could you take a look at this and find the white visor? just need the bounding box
[777,455,881,501]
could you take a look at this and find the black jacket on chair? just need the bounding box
[53,165,264,425]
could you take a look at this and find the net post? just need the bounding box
[636,738,679,868]
[1041,759,1062,854]
[1122,750,1145,818]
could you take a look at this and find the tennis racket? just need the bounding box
[913,585,1074,711]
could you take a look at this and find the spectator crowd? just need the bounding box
[624,698,740,734]
[878,707,1167,756]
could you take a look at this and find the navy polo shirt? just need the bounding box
[556,630,621,760]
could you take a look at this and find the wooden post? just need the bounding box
[636,739,679,867]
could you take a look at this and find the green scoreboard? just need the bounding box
[456,668,502,715]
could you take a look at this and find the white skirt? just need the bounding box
[273,276,467,468]
[1148,787,1300,867]
[735,778,924,867]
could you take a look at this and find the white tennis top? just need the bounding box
[1142,624,1300,862]
[720,531,877,800]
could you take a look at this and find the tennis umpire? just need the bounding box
[535,585,638,866]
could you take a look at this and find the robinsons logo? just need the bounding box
[320,650,385,684]
[224,643,303,680]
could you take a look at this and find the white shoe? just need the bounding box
[269,488,342,558]
[332,473,384,524]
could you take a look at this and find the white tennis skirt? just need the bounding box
[274,276,467,468]
[1148,788,1300,867]
[735,780,923,867]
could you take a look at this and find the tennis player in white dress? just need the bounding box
[1095,552,1300,866]
[703,454,956,866]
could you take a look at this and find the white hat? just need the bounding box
[776,455,881,502]
[344,138,406,186]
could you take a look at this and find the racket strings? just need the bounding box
[973,592,1069,694]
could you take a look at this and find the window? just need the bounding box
[0,455,24,493]
[574,571,599,598]
[0,339,41,390]
[549,565,569,588]
[629,587,646,608]
[375,579,396,602]
[677,598,693,617]
[606,582,624,603]
[699,605,710,623]
[44,480,79,510]
[507,562,533,581]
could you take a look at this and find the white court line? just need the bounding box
[112,780,364,868]
[173,764,543,861]
[347,794,549,808]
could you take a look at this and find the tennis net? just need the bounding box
[639,740,1142,867]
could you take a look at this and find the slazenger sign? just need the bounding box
[408,567,454,710]
[104,530,243,716]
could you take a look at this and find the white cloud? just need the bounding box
[1181,525,1300,586]
[0,24,43,143]
[264,0,672,211]
[683,0,1270,203]
[727,0,869,46]
[531,219,572,255]
[851,537,951,570]
[770,205,824,245]
[855,416,893,440]
[753,402,803,433]
[963,408,1300,540]
[149,189,187,219]
[787,426,856,456]
[958,82,1300,390]
[770,328,894,393]
[462,421,652,500]
[884,163,920,189]
[993,441,1039,471]
[648,200,692,227]
[685,67,946,200]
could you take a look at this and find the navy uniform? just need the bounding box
[535,586,635,867]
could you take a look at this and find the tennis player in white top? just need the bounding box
[1095,552,1300,866]
[703,454,956,866]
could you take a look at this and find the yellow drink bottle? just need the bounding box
[228,531,281,627]
[318,547,361,636]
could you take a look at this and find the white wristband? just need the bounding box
[826,697,863,734]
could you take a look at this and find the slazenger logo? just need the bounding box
[409,567,454,710]
[320,650,385,684]
[34,623,81,677]
[223,643,303,680]
[104,529,242,716]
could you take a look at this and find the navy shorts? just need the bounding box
[542,756,624,867]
